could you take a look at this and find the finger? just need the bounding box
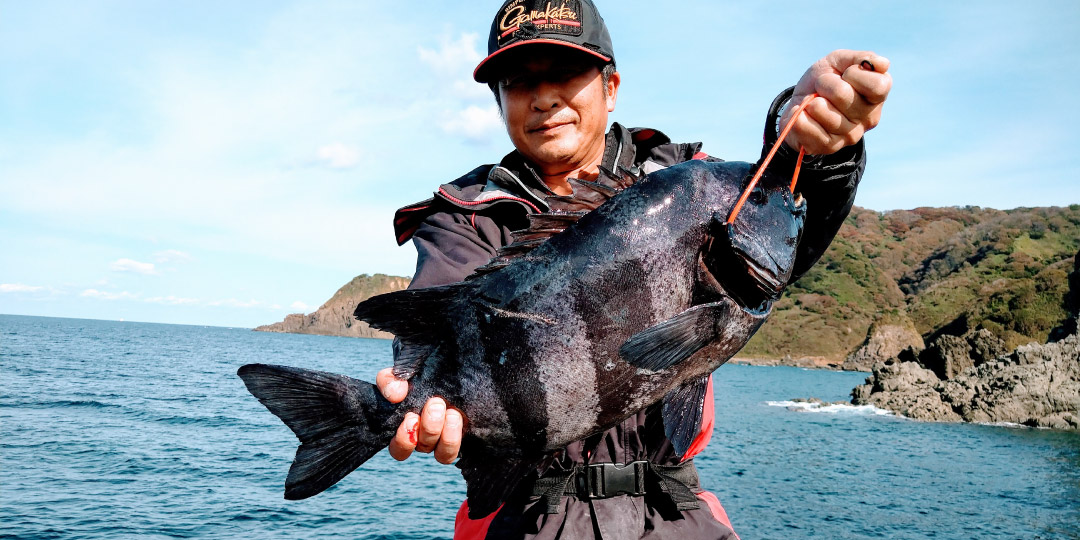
[803,95,859,137]
[434,408,464,464]
[376,367,409,403]
[415,397,446,453]
[826,50,890,74]
[842,67,892,106]
[813,72,881,132]
[388,412,419,461]
[813,72,862,117]
[785,108,848,155]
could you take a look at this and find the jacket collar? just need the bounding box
[487,122,639,201]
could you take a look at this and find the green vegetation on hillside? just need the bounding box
[742,205,1080,361]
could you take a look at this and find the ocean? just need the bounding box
[2,314,1078,539]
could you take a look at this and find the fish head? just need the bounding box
[700,178,806,312]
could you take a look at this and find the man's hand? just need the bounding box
[781,49,892,155]
[376,368,464,464]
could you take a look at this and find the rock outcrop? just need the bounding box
[843,316,925,371]
[255,274,410,338]
[918,328,1008,380]
[852,246,1080,429]
[852,331,1080,429]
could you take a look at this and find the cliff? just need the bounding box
[254,274,410,339]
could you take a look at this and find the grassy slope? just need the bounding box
[742,204,1080,361]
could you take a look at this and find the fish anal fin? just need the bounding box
[661,375,710,458]
[458,452,541,519]
[618,299,742,372]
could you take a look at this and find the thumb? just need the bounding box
[376,367,409,403]
[827,49,890,74]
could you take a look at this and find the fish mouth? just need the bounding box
[701,227,784,313]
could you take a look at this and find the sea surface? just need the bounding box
[2,314,1079,539]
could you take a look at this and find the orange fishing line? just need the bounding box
[725,92,817,225]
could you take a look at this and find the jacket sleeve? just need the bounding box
[759,86,865,283]
[408,210,502,289]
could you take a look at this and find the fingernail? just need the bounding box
[445,411,462,428]
[407,418,419,445]
[391,380,408,395]
[860,59,875,71]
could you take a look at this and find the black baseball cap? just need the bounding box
[473,0,615,83]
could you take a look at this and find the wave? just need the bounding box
[0,399,123,410]
[765,400,894,416]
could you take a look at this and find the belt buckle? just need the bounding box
[585,461,647,498]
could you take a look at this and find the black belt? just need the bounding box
[530,460,701,514]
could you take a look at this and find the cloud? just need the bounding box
[80,289,138,300]
[1,283,44,293]
[290,300,310,312]
[418,33,493,102]
[145,295,199,305]
[314,142,360,169]
[440,104,503,142]
[153,250,191,264]
[207,298,270,309]
[111,258,158,275]
[418,33,483,75]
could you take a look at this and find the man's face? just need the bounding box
[496,48,619,175]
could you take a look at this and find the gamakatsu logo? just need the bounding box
[499,1,580,31]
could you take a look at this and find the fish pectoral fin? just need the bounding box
[661,375,711,458]
[457,452,542,519]
[619,299,740,372]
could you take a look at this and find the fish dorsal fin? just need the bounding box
[513,212,588,242]
[464,166,644,280]
[661,375,710,458]
[353,283,472,379]
[598,165,641,190]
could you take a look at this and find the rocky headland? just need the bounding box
[255,274,409,339]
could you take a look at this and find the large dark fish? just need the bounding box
[238,158,806,517]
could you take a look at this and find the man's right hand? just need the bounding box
[376,368,464,464]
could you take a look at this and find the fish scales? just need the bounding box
[238,158,808,517]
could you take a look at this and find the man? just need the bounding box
[376,1,891,538]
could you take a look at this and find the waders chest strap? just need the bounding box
[530,460,701,514]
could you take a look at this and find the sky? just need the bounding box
[1,1,1078,328]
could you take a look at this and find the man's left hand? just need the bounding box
[780,49,892,155]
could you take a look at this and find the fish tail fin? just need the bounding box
[237,363,404,499]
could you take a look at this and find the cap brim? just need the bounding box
[473,39,612,83]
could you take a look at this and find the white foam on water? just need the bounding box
[765,400,894,416]
[976,420,1045,429]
